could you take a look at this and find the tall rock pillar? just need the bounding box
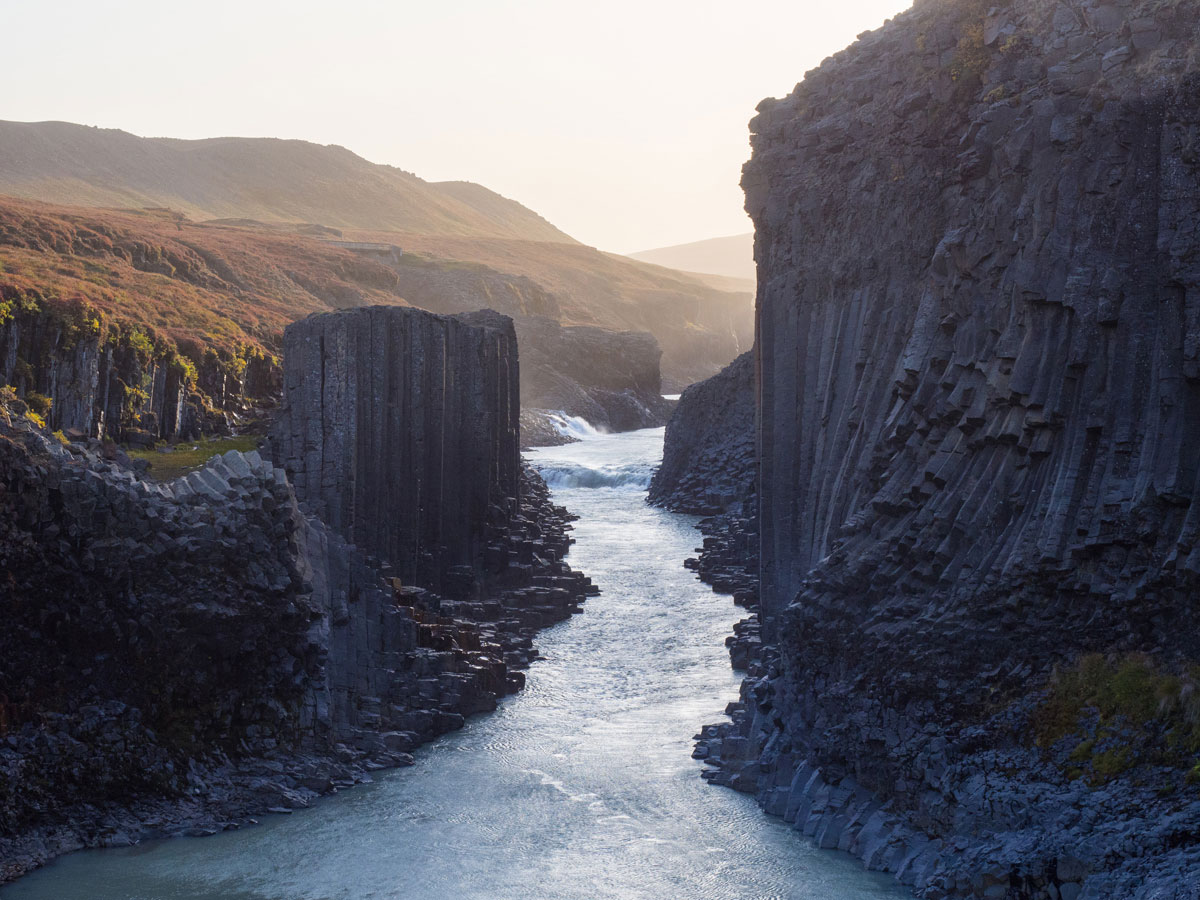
[271,305,520,595]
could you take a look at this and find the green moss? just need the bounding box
[1034,654,1200,786]
[1092,746,1134,780]
[126,328,156,359]
[24,391,52,418]
[1069,739,1095,762]
[126,434,261,481]
[949,22,990,84]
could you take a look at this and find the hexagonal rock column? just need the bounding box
[272,305,520,596]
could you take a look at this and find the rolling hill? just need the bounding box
[627,233,755,283]
[0,121,575,243]
[0,121,753,389]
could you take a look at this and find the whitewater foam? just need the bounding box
[535,461,656,491]
[544,412,605,440]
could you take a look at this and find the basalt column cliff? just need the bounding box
[1,305,594,882]
[701,0,1200,897]
[273,307,520,596]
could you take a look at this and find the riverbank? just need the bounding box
[3,427,906,900]
[0,397,595,885]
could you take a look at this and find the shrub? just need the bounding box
[25,391,52,418]
[122,384,150,416]
[127,328,156,359]
[950,22,990,84]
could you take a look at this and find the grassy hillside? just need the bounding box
[0,122,755,387]
[349,231,755,386]
[0,198,409,364]
[0,198,753,388]
[0,121,575,244]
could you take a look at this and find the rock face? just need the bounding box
[382,267,673,437]
[649,351,754,516]
[701,0,1200,897]
[0,306,597,882]
[650,351,760,678]
[0,304,273,443]
[272,306,520,596]
[517,316,673,439]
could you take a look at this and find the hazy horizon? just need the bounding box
[5,0,912,254]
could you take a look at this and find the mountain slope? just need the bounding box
[362,231,754,387]
[627,233,755,282]
[0,121,575,243]
[0,121,755,389]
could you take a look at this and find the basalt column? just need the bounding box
[702,0,1200,894]
[272,306,520,595]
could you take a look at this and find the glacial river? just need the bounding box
[3,428,905,900]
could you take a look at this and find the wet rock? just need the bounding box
[649,351,754,517]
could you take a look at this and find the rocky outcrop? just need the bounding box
[649,352,760,669]
[0,301,273,443]
[380,254,564,322]
[0,305,597,883]
[272,306,521,597]
[649,351,754,516]
[518,316,673,441]
[701,0,1200,897]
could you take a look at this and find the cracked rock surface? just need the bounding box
[0,305,596,883]
[700,0,1200,896]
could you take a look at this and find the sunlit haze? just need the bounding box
[5,0,912,252]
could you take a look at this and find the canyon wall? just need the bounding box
[702,0,1200,897]
[271,306,520,596]
[518,316,672,438]
[649,352,760,668]
[0,304,274,444]
[1,304,596,882]
[338,255,679,436]
[649,350,754,516]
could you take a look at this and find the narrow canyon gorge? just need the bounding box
[1,0,1199,897]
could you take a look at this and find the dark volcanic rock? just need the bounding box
[649,351,754,516]
[0,303,273,443]
[700,0,1200,897]
[650,352,760,670]
[272,306,521,596]
[0,306,597,883]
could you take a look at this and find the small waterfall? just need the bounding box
[544,412,606,440]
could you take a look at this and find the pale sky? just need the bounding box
[5,0,911,253]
